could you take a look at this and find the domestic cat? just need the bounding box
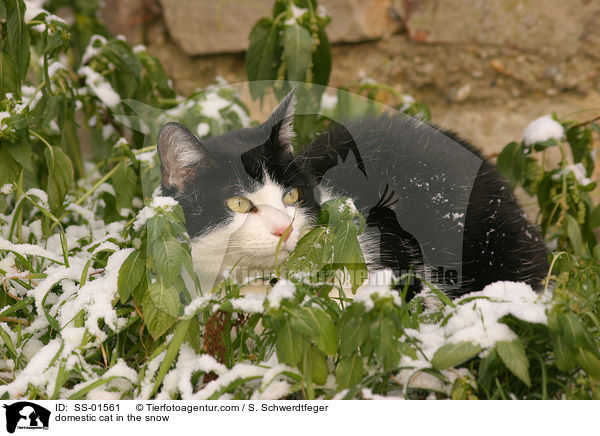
[157,89,549,299]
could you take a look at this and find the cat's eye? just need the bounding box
[282,187,300,206]
[226,196,253,213]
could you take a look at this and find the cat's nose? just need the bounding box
[273,225,293,241]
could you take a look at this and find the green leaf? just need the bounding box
[339,304,367,356]
[566,126,591,165]
[336,354,364,390]
[311,27,331,87]
[152,317,192,395]
[565,214,584,256]
[184,317,202,353]
[371,318,400,371]
[0,325,17,359]
[289,306,319,337]
[496,339,531,386]
[431,342,482,370]
[308,344,328,385]
[285,225,329,273]
[552,334,575,372]
[332,222,367,293]
[42,289,61,332]
[276,318,304,367]
[594,245,600,262]
[497,142,526,186]
[283,25,312,82]
[142,280,181,339]
[117,249,146,304]
[306,307,338,356]
[247,17,281,100]
[556,311,598,354]
[575,348,600,380]
[6,0,30,86]
[111,160,138,211]
[272,0,287,16]
[590,204,600,229]
[151,237,184,287]
[0,47,20,98]
[44,145,74,213]
[0,146,21,186]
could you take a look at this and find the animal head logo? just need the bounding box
[2,402,51,433]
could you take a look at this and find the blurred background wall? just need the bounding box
[100,0,600,155]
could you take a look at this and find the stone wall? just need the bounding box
[156,0,398,55]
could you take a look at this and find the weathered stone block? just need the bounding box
[395,0,600,58]
[158,0,397,55]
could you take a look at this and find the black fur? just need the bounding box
[299,115,549,298]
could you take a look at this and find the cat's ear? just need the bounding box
[265,88,297,154]
[157,122,209,192]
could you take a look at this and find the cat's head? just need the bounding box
[157,89,320,282]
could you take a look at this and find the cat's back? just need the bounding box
[301,114,549,295]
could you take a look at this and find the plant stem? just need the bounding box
[73,162,121,206]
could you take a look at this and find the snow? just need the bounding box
[552,163,593,187]
[151,196,178,210]
[320,93,338,111]
[267,279,296,309]
[94,182,116,197]
[66,203,96,224]
[139,349,167,399]
[0,184,12,195]
[0,339,62,397]
[338,198,358,215]
[523,115,564,146]
[135,150,157,164]
[183,295,211,316]
[25,188,49,208]
[200,92,231,119]
[284,5,307,26]
[230,104,252,127]
[27,261,86,332]
[159,346,227,399]
[24,0,46,22]
[133,196,179,231]
[81,35,108,65]
[230,294,265,313]
[47,60,67,78]
[407,281,549,359]
[87,390,120,400]
[354,281,403,311]
[79,66,121,107]
[0,112,10,131]
[0,237,62,263]
[196,122,210,137]
[104,358,138,383]
[73,248,133,340]
[191,363,265,400]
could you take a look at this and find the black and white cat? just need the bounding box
[157,89,549,298]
